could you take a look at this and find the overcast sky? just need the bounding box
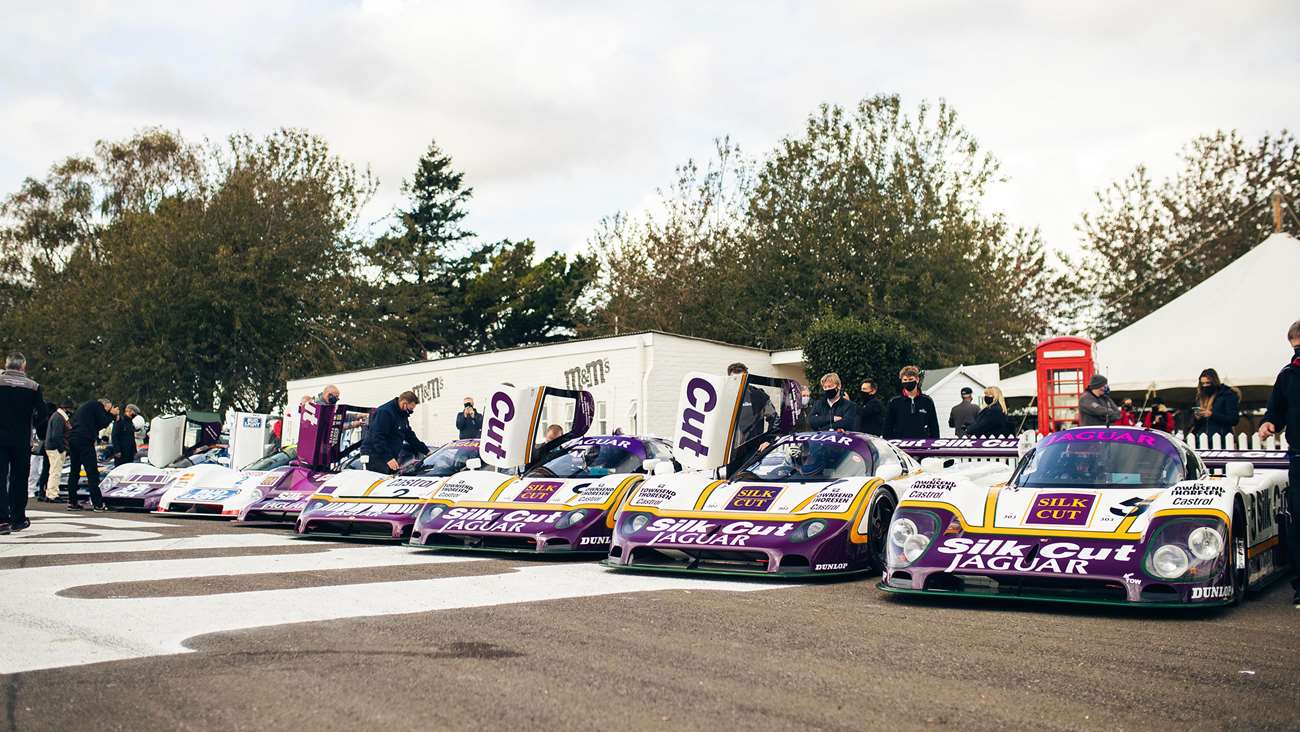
[3,1,1298,259]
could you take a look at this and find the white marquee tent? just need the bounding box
[1002,232,1300,398]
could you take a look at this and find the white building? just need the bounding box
[921,363,1001,437]
[284,331,807,445]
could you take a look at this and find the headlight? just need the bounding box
[790,519,830,543]
[423,504,446,522]
[620,512,650,537]
[556,509,587,530]
[889,518,917,546]
[1187,526,1224,561]
[1151,544,1190,579]
[902,534,930,562]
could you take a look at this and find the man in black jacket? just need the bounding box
[108,404,140,466]
[67,398,113,510]
[884,365,940,439]
[1257,319,1300,607]
[0,352,46,532]
[856,378,883,435]
[43,399,72,502]
[364,391,428,474]
[456,397,483,439]
[808,373,858,432]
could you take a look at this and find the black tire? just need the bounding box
[1229,503,1248,606]
[865,487,898,574]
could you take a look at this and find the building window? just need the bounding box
[597,401,608,434]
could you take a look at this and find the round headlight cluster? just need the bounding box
[902,534,931,563]
[1150,544,1190,579]
[422,504,446,522]
[555,509,587,530]
[888,517,932,566]
[1187,526,1224,561]
[889,518,917,546]
[620,512,650,537]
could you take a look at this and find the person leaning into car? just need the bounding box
[108,403,140,466]
[364,390,428,474]
[67,397,113,511]
[0,352,46,533]
[884,366,939,439]
[808,373,857,433]
[1257,318,1300,608]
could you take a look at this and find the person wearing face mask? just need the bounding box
[856,378,883,436]
[364,390,428,474]
[457,396,483,439]
[314,385,342,407]
[807,373,858,432]
[1257,319,1300,608]
[948,387,980,437]
[967,386,1013,437]
[1191,368,1240,439]
[884,366,939,439]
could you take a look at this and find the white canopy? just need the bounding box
[1003,232,1300,397]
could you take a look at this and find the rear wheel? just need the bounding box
[865,488,898,574]
[1228,503,1248,606]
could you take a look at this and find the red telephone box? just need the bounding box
[1034,336,1096,435]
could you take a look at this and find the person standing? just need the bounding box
[728,363,777,444]
[1078,374,1122,427]
[884,366,939,439]
[1142,397,1176,432]
[968,387,1013,437]
[44,399,72,502]
[1257,319,1300,607]
[808,373,858,433]
[67,398,113,511]
[109,404,140,466]
[1118,398,1138,426]
[1191,368,1240,439]
[856,378,884,436]
[0,352,46,532]
[456,397,483,439]
[948,387,980,437]
[364,391,427,474]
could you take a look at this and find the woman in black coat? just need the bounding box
[967,386,1014,437]
[1191,368,1240,438]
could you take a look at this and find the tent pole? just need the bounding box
[1274,190,1284,233]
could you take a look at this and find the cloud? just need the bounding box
[1,0,1297,257]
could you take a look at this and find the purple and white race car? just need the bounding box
[295,440,483,540]
[603,371,1007,577]
[880,426,1291,607]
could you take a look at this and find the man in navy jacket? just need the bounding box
[0,352,46,532]
[364,391,428,474]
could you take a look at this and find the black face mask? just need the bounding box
[824,388,838,400]
[404,408,415,416]
[902,381,918,393]
[983,396,994,405]
[1199,385,1214,396]
[327,395,339,405]
[464,403,473,409]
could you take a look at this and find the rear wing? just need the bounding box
[480,384,595,470]
[672,371,803,473]
[891,437,1292,472]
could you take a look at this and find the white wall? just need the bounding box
[284,332,808,447]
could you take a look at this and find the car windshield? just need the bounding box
[527,444,641,479]
[413,444,480,477]
[245,446,296,471]
[735,438,875,482]
[1015,437,1184,489]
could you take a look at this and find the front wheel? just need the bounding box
[865,488,898,574]
[1228,505,1248,606]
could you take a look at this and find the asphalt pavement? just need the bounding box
[1,509,1297,731]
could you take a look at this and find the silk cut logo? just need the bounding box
[516,480,563,503]
[726,486,782,511]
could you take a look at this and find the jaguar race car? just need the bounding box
[153,401,370,521]
[296,440,483,540]
[603,371,1008,577]
[880,426,1291,607]
[408,384,669,554]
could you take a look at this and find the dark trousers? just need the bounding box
[67,441,103,507]
[1288,455,1300,591]
[0,443,30,525]
[368,457,395,475]
[113,450,135,467]
[37,451,50,496]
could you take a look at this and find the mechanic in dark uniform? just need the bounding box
[67,398,114,511]
[884,365,940,439]
[364,390,428,474]
[808,372,858,432]
[0,352,46,533]
[1257,318,1300,607]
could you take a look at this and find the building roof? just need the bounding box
[1002,232,1300,397]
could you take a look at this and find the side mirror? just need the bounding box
[465,457,483,470]
[654,461,677,476]
[1017,433,1035,459]
[1225,461,1254,479]
[641,459,659,473]
[920,457,945,473]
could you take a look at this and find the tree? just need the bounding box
[1075,130,1299,336]
[591,95,1070,364]
[801,313,918,401]
[363,140,474,359]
